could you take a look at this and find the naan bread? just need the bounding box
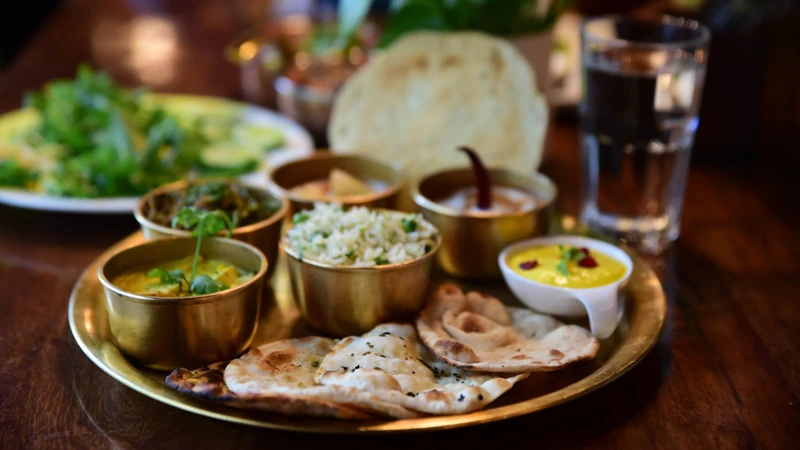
[328,31,548,182]
[315,323,527,415]
[223,336,419,419]
[165,360,374,420]
[416,283,600,373]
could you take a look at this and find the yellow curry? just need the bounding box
[507,245,626,289]
[111,256,254,297]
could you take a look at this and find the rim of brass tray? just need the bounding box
[69,228,667,434]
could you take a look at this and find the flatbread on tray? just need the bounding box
[416,283,600,373]
[165,359,375,420]
[314,323,528,415]
[328,31,548,183]
[223,336,420,419]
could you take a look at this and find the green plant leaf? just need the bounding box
[197,212,233,237]
[378,1,448,47]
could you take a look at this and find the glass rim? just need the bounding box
[582,14,711,50]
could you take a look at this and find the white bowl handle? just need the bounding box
[572,286,620,339]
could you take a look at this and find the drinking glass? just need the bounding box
[579,15,710,254]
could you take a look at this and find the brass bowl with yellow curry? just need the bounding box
[98,237,268,370]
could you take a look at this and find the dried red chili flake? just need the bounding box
[577,256,598,268]
[519,260,539,270]
[579,247,591,257]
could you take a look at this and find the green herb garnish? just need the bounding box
[189,274,229,295]
[375,256,390,266]
[293,211,309,224]
[147,267,187,286]
[172,207,234,283]
[556,245,588,277]
[146,207,236,295]
[401,217,418,232]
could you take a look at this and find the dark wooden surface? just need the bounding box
[1,1,799,449]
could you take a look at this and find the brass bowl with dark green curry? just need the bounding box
[134,180,288,275]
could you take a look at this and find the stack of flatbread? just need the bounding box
[166,284,598,420]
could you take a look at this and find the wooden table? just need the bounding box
[1,1,798,448]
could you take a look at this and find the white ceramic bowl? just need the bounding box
[498,235,633,339]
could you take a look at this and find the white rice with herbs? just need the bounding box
[285,203,438,267]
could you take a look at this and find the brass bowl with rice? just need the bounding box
[282,203,441,336]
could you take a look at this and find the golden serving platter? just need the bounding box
[69,219,666,433]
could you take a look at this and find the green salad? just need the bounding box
[0,65,285,198]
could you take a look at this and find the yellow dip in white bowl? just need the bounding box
[499,235,633,339]
[506,244,628,289]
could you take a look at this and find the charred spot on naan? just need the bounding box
[166,361,236,402]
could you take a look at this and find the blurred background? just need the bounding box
[1,0,798,166]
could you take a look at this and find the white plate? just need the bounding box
[0,94,314,214]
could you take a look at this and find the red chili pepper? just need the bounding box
[458,146,492,210]
[578,256,598,268]
[579,247,591,257]
[519,260,538,270]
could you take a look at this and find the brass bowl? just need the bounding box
[282,232,442,337]
[98,237,268,370]
[266,152,405,212]
[134,180,289,275]
[412,168,556,279]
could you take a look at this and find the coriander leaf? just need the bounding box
[147,267,186,285]
[190,275,229,295]
[375,256,390,265]
[557,246,587,278]
[564,247,587,262]
[556,260,570,277]
[172,207,201,230]
[401,217,417,232]
[170,207,236,282]
[197,211,234,237]
[293,211,309,224]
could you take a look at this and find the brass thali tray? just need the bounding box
[69,218,666,433]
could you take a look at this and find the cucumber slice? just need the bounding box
[199,143,260,174]
[232,124,285,152]
[198,115,239,142]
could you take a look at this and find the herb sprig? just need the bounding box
[148,207,237,296]
[557,245,587,277]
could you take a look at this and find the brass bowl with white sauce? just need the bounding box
[412,168,556,279]
[98,237,268,370]
[266,152,406,212]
